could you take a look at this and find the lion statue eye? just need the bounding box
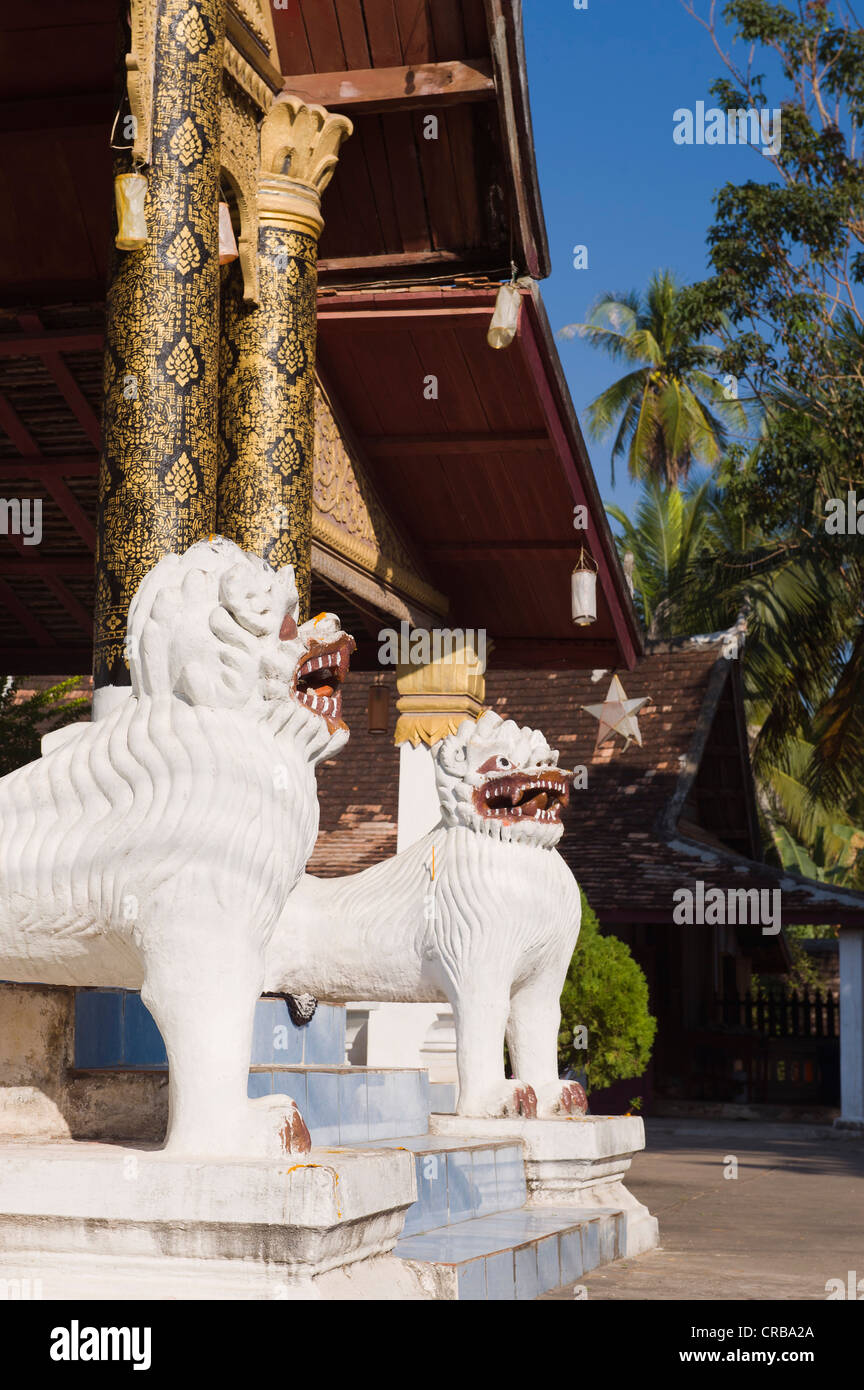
[496,756,512,771]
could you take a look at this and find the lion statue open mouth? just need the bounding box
[0,537,354,1159]
[267,709,586,1121]
[436,717,571,849]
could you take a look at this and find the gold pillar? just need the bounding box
[394,638,488,747]
[217,97,352,619]
[95,0,225,691]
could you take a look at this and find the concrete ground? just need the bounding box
[541,1118,864,1300]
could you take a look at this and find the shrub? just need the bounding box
[558,890,657,1093]
[0,677,90,779]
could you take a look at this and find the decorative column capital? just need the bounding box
[258,96,353,237]
[394,640,488,747]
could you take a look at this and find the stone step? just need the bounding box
[395,1206,625,1301]
[350,1134,527,1235]
[253,1066,429,1146]
[74,989,347,1069]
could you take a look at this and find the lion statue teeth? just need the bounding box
[267,709,586,1121]
[0,537,355,1159]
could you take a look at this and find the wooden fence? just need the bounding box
[691,989,840,1105]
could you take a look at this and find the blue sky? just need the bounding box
[522,0,774,517]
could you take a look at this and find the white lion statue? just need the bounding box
[0,538,354,1158]
[266,709,586,1119]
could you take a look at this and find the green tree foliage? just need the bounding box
[559,270,746,486]
[558,892,657,1091]
[0,677,90,779]
[678,0,864,807]
[607,477,716,636]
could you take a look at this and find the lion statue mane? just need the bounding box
[266,709,586,1119]
[0,537,355,1158]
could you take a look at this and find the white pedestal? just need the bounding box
[429,1114,659,1257]
[0,1140,436,1300]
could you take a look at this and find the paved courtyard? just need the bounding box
[542,1119,864,1301]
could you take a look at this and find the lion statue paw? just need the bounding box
[460,1081,539,1120]
[534,1080,588,1118]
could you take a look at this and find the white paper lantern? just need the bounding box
[114,173,148,251]
[571,550,598,626]
[487,281,522,350]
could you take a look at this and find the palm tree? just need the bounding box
[605,479,714,638]
[606,475,864,889]
[560,270,747,486]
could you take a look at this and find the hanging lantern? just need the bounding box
[571,548,598,626]
[367,683,390,734]
[218,201,239,265]
[114,172,148,251]
[487,281,522,350]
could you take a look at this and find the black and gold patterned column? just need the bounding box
[218,97,352,620]
[94,0,225,692]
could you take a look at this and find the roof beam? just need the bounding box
[0,577,53,647]
[0,456,98,478]
[317,249,494,275]
[281,59,495,116]
[426,540,582,552]
[16,315,101,449]
[0,647,93,675]
[0,557,94,578]
[0,393,96,550]
[363,432,552,456]
[0,333,103,357]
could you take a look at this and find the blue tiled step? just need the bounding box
[429,1082,457,1113]
[396,1207,625,1301]
[352,1134,526,1236]
[248,1066,429,1146]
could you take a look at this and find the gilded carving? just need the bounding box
[126,0,158,167]
[95,0,225,688]
[220,72,263,303]
[217,100,352,619]
[217,227,319,615]
[230,0,273,50]
[315,389,430,583]
[260,98,353,192]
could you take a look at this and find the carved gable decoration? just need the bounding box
[313,382,443,613]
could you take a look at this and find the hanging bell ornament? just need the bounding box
[114,172,148,251]
[218,201,239,265]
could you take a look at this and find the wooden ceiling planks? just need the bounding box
[315,287,638,657]
[395,0,434,66]
[332,0,374,69]
[360,0,404,68]
[298,0,349,72]
[273,0,316,73]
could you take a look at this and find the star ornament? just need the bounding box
[582,675,651,753]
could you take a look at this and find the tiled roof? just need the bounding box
[311,633,864,928]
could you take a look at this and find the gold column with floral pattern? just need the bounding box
[218,97,352,619]
[94,0,225,690]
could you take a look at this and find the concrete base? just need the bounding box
[0,1140,432,1300]
[429,1113,659,1257]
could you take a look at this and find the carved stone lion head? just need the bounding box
[127,537,354,763]
[434,709,571,848]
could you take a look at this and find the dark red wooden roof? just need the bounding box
[318,284,641,666]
